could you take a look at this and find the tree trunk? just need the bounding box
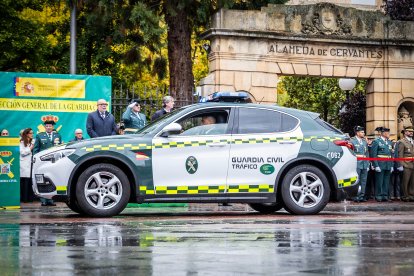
[164,1,194,106]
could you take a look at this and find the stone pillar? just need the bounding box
[366,78,406,136]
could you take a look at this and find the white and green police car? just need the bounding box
[32,93,358,217]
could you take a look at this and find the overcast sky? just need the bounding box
[351,0,376,5]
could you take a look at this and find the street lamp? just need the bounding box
[338,78,357,114]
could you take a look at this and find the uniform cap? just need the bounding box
[381,127,390,132]
[354,126,364,133]
[375,126,383,132]
[404,126,414,132]
[130,99,141,104]
[43,120,55,125]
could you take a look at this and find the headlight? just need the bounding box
[40,149,76,163]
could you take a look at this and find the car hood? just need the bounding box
[66,134,147,149]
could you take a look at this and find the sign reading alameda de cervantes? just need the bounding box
[268,43,383,59]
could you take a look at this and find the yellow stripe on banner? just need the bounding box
[0,98,99,113]
[56,186,67,192]
[0,138,21,146]
[14,77,85,98]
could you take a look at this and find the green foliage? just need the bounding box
[384,0,414,21]
[338,89,366,136]
[279,76,366,129]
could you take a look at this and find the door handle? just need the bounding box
[208,142,227,147]
[279,141,296,144]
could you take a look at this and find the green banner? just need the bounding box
[0,138,20,208]
[0,72,111,207]
[0,72,111,140]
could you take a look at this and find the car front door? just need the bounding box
[151,107,233,196]
[226,107,302,194]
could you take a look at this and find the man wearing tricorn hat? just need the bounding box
[371,127,393,202]
[122,99,146,133]
[33,116,62,206]
[397,126,414,202]
[350,126,369,202]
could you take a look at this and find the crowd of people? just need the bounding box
[11,96,175,206]
[351,125,414,203]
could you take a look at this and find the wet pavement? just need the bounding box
[1,201,414,275]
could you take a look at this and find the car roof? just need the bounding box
[187,103,320,120]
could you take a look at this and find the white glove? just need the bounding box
[128,102,136,109]
[398,166,404,172]
[367,167,370,171]
[375,167,381,172]
[390,167,394,173]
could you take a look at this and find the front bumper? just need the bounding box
[32,153,76,200]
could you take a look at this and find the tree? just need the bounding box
[384,0,414,21]
[278,76,366,130]
[338,89,366,135]
[0,0,52,71]
[142,0,288,105]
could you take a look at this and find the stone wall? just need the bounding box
[200,2,414,135]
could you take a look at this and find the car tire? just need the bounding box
[249,202,284,214]
[65,200,85,215]
[75,163,130,217]
[281,165,330,215]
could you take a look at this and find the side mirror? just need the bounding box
[160,123,182,137]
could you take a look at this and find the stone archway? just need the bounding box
[200,2,414,136]
[397,99,414,136]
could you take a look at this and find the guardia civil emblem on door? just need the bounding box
[186,156,198,174]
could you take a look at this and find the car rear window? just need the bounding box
[315,117,343,134]
[238,108,299,134]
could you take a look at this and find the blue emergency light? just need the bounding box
[199,91,251,103]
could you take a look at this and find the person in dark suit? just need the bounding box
[86,99,117,138]
[33,119,62,206]
[151,96,175,121]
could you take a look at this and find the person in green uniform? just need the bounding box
[122,99,146,133]
[397,126,414,202]
[371,127,393,202]
[350,126,369,202]
[33,119,62,206]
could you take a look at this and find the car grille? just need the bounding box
[38,184,56,193]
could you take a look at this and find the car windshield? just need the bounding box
[136,107,189,134]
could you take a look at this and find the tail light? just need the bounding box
[334,140,354,151]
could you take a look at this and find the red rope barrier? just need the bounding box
[357,157,414,161]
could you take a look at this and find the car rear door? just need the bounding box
[226,107,302,194]
[151,107,233,195]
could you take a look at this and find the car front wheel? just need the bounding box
[75,163,130,217]
[281,165,330,215]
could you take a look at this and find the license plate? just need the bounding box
[35,174,44,184]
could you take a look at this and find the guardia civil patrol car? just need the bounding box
[32,92,358,217]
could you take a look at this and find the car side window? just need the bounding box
[238,108,298,134]
[176,109,230,136]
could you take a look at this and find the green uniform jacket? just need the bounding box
[33,131,62,154]
[122,108,146,130]
[350,137,369,169]
[397,137,414,169]
[371,137,393,170]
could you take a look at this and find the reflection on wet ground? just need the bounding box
[1,202,414,275]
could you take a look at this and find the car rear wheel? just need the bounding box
[249,202,284,214]
[281,165,330,215]
[65,200,84,215]
[76,163,130,217]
